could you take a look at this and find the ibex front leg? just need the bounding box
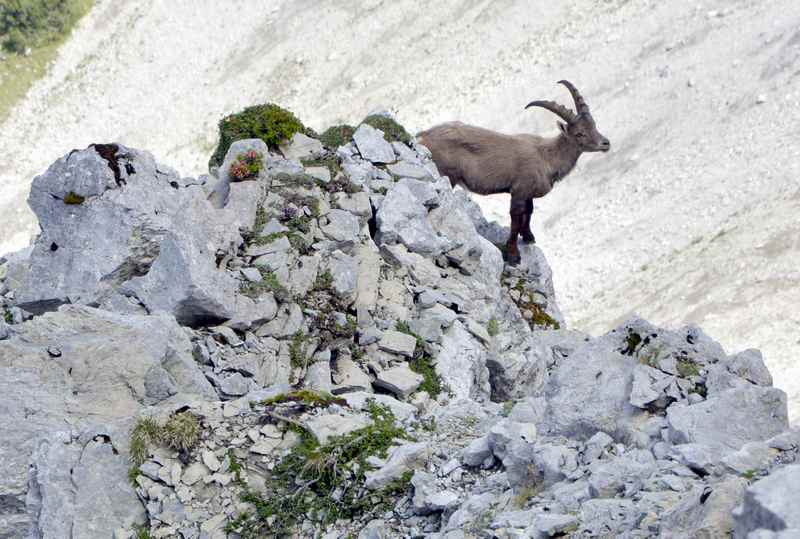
[521,199,535,244]
[506,198,526,266]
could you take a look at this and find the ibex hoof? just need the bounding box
[521,233,536,244]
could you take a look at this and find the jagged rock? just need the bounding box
[376,182,447,255]
[662,478,748,537]
[726,349,773,387]
[280,132,324,161]
[411,471,459,515]
[321,209,360,244]
[6,145,241,326]
[373,364,424,399]
[365,442,431,489]
[488,419,538,461]
[181,462,209,486]
[257,302,304,338]
[378,329,417,357]
[332,357,373,391]
[579,499,645,536]
[587,450,656,498]
[733,464,800,535]
[462,436,493,468]
[353,124,395,164]
[667,385,788,450]
[436,321,491,401]
[444,492,495,533]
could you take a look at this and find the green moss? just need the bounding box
[127,466,141,487]
[361,115,412,145]
[487,318,499,337]
[209,103,305,168]
[63,191,85,205]
[262,389,346,408]
[318,124,356,149]
[677,358,701,378]
[132,525,152,539]
[288,331,308,369]
[742,469,757,480]
[227,402,413,537]
[128,413,200,467]
[3,309,12,324]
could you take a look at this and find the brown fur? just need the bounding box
[417,82,609,265]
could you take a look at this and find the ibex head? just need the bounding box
[526,80,610,153]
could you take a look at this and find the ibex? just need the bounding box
[418,80,610,265]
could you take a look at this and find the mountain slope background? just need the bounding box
[0,0,798,419]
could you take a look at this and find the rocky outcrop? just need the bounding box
[0,117,796,538]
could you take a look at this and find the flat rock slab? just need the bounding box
[373,364,424,399]
[378,330,418,358]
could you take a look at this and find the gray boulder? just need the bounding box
[7,145,242,326]
[376,182,447,256]
[667,385,788,450]
[353,124,395,164]
[0,305,214,538]
[733,464,800,536]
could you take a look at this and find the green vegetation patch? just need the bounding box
[209,103,305,168]
[129,413,201,479]
[227,402,413,537]
[262,389,346,409]
[396,321,445,398]
[288,330,308,369]
[301,154,342,179]
[318,124,356,149]
[0,0,94,121]
[239,266,286,299]
[361,114,412,145]
[676,358,700,378]
[62,191,85,204]
[229,150,263,181]
[510,281,560,330]
[487,318,499,337]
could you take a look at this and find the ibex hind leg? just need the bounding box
[505,199,526,266]
[521,199,536,244]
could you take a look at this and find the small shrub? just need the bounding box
[487,318,499,337]
[313,270,333,292]
[129,413,201,468]
[229,150,262,181]
[239,266,286,299]
[318,124,356,149]
[288,331,308,369]
[227,402,413,537]
[396,321,445,398]
[677,358,700,378]
[361,115,412,145]
[262,389,346,408]
[3,309,12,324]
[209,103,305,168]
[161,412,201,454]
[129,417,161,467]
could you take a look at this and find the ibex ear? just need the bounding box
[558,122,569,135]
